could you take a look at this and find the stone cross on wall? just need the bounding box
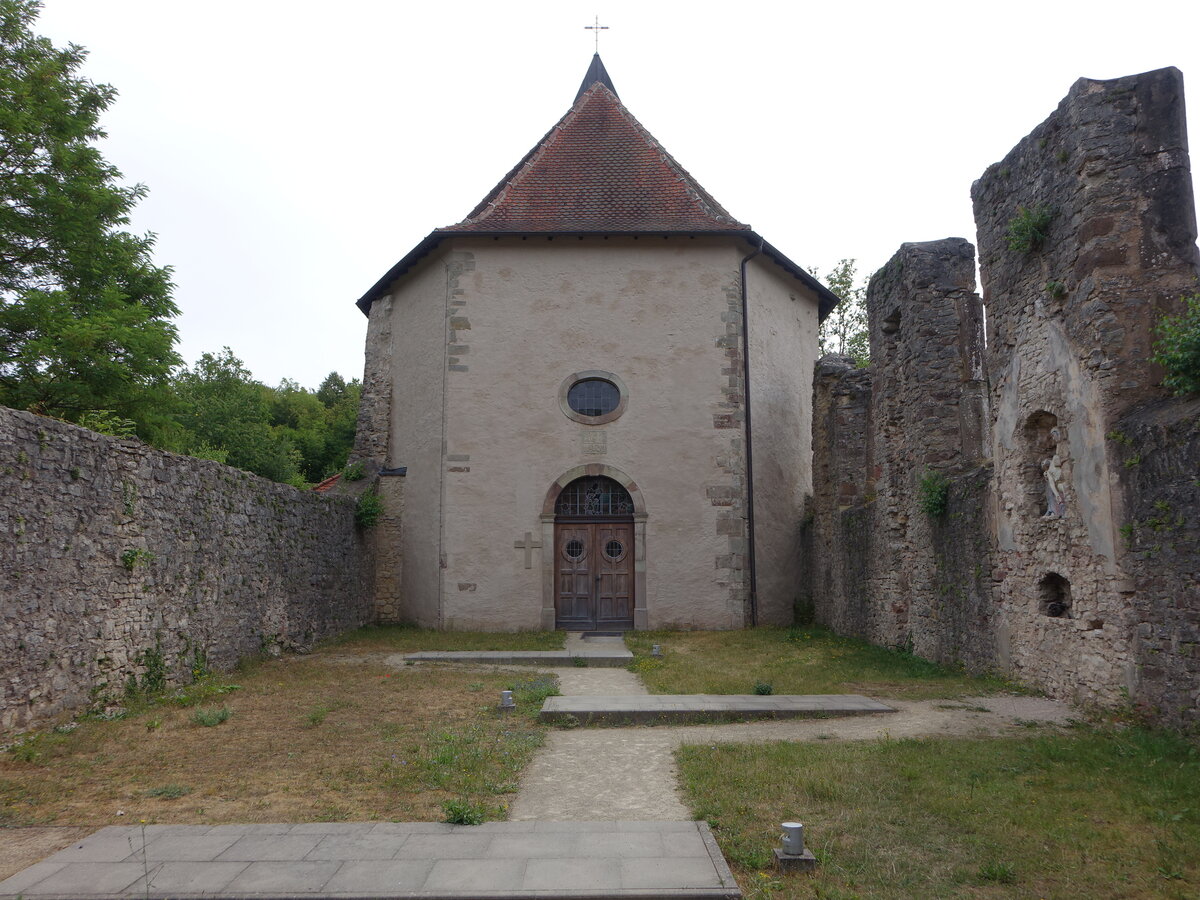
[514,532,543,569]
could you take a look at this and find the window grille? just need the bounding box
[555,476,634,516]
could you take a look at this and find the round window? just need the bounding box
[558,370,628,425]
[567,378,620,417]
[564,539,585,560]
[604,540,624,561]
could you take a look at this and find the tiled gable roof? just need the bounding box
[355,57,840,320]
[438,76,749,234]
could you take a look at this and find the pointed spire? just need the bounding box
[575,53,617,102]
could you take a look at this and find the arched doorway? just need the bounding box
[553,476,635,630]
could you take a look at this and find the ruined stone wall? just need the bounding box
[804,240,995,669]
[804,67,1200,724]
[1112,398,1200,726]
[805,357,872,635]
[971,66,1199,706]
[0,408,373,734]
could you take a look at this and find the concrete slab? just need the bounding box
[0,821,741,899]
[401,647,634,667]
[540,693,897,725]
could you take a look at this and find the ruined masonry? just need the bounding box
[803,67,1200,727]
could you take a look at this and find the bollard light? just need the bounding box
[651,644,662,657]
[773,820,816,872]
[499,690,515,710]
[780,822,805,855]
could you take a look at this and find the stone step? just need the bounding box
[540,694,897,725]
[0,821,741,899]
[402,648,633,667]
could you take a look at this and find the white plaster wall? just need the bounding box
[747,257,822,625]
[384,256,449,627]
[434,237,758,630]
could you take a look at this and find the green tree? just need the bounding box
[172,349,301,485]
[1153,294,1200,396]
[0,0,179,428]
[814,258,869,366]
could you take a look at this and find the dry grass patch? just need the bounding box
[678,727,1200,899]
[626,627,1019,700]
[1,652,549,830]
[327,624,564,654]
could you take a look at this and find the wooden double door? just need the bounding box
[554,519,634,631]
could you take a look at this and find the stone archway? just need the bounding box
[539,465,648,630]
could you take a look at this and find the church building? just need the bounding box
[352,56,837,631]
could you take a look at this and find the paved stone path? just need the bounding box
[507,672,1071,823]
[541,693,895,725]
[0,821,739,899]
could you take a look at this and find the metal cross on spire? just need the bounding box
[584,15,609,53]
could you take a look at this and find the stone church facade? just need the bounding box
[352,56,836,631]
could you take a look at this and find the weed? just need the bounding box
[753,681,774,696]
[146,784,191,799]
[8,740,40,762]
[343,461,366,481]
[1057,148,1070,163]
[978,860,1017,883]
[571,655,588,667]
[121,479,137,516]
[1005,204,1054,253]
[1044,279,1067,298]
[169,681,240,708]
[138,644,168,695]
[917,470,950,518]
[441,797,485,825]
[304,705,332,727]
[742,870,784,899]
[145,718,162,732]
[1123,453,1142,468]
[190,706,232,727]
[355,489,382,527]
[507,676,560,710]
[1107,429,1133,446]
[120,547,155,572]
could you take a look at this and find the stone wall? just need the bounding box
[1113,398,1200,726]
[804,241,997,672]
[804,67,1200,725]
[1,407,374,734]
[972,67,1199,708]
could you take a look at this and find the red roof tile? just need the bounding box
[312,472,342,493]
[438,80,750,234]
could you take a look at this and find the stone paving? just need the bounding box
[0,821,740,899]
[400,634,633,669]
[541,693,895,725]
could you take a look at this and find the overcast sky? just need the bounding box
[33,0,1198,389]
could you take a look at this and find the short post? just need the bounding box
[499,690,515,711]
[774,821,816,872]
[651,644,663,657]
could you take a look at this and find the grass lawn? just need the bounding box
[625,627,1018,700]
[0,630,557,831]
[326,623,564,653]
[678,726,1200,899]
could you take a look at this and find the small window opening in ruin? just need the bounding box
[1022,410,1066,517]
[1039,573,1072,618]
[881,309,901,335]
